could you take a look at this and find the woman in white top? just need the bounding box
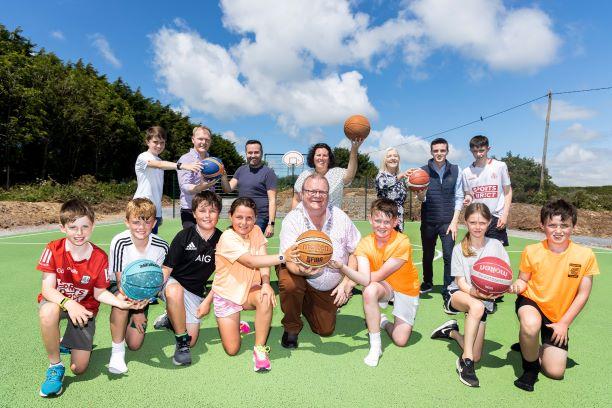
[292,140,363,209]
[430,203,509,388]
[375,148,410,232]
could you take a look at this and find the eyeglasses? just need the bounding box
[303,189,329,197]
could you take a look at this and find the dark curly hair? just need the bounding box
[306,143,336,169]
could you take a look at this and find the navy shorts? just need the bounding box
[515,295,569,351]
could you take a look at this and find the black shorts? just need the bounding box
[447,289,489,322]
[180,209,196,229]
[515,295,569,351]
[486,216,509,246]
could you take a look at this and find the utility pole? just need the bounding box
[539,90,552,192]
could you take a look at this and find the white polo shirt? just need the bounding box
[279,203,360,291]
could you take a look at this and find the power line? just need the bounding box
[366,85,612,154]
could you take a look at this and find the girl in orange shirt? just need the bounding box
[199,197,295,372]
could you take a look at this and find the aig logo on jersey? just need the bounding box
[196,254,212,263]
[186,242,197,251]
[80,275,91,284]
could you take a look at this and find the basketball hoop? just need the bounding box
[282,151,304,167]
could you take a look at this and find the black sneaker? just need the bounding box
[154,313,174,332]
[173,335,192,366]
[456,358,479,387]
[510,342,521,352]
[431,320,459,340]
[442,293,459,315]
[281,331,298,349]
[420,282,433,294]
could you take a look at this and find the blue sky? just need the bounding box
[3,0,612,186]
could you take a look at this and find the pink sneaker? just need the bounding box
[239,320,251,335]
[253,345,271,372]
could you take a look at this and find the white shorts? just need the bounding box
[160,277,203,325]
[378,282,419,326]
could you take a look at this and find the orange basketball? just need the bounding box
[295,230,333,268]
[343,115,370,141]
[406,169,430,192]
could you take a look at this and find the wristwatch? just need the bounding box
[279,254,285,264]
[176,162,182,170]
[59,297,70,311]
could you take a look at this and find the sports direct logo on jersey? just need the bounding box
[472,185,499,199]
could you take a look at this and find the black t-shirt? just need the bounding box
[164,226,222,297]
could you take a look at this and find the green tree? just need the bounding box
[501,152,557,204]
[332,147,378,180]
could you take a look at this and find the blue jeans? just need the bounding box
[256,216,269,234]
[152,217,162,235]
[420,222,455,296]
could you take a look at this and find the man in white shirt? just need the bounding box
[278,174,360,349]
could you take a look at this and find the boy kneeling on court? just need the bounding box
[156,191,223,366]
[330,198,420,367]
[509,199,600,392]
[37,199,143,397]
[108,198,169,374]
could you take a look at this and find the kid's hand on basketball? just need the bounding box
[546,322,569,347]
[284,245,299,263]
[129,299,150,310]
[65,300,93,327]
[182,161,202,173]
[259,282,277,308]
[509,279,527,294]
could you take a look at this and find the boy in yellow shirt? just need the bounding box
[510,199,599,391]
[331,198,420,367]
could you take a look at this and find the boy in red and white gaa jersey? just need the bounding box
[461,135,513,246]
[36,199,143,398]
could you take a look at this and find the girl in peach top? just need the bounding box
[205,197,295,372]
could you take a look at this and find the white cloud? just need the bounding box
[89,33,121,68]
[338,125,464,169]
[558,123,601,141]
[50,30,65,40]
[548,144,611,186]
[222,130,247,150]
[407,0,561,72]
[532,100,597,121]
[151,0,560,134]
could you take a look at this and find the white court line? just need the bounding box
[0,222,124,240]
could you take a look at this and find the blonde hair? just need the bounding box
[379,147,401,175]
[126,198,157,220]
[460,203,492,257]
[192,126,212,137]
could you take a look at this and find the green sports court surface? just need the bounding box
[0,219,609,407]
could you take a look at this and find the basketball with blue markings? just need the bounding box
[201,157,224,180]
[120,259,164,300]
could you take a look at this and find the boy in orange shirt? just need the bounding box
[510,199,599,392]
[331,198,420,367]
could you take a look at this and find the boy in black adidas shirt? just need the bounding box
[155,191,222,366]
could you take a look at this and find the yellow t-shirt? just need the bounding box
[354,230,420,296]
[212,226,267,305]
[520,240,599,322]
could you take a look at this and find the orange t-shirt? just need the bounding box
[354,231,420,296]
[520,240,599,322]
[212,226,267,305]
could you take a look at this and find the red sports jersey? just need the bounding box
[37,238,109,315]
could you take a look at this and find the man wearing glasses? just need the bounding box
[278,174,361,349]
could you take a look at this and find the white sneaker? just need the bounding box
[363,348,383,367]
[380,314,389,331]
[108,352,128,374]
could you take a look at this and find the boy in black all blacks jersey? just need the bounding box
[154,191,223,366]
